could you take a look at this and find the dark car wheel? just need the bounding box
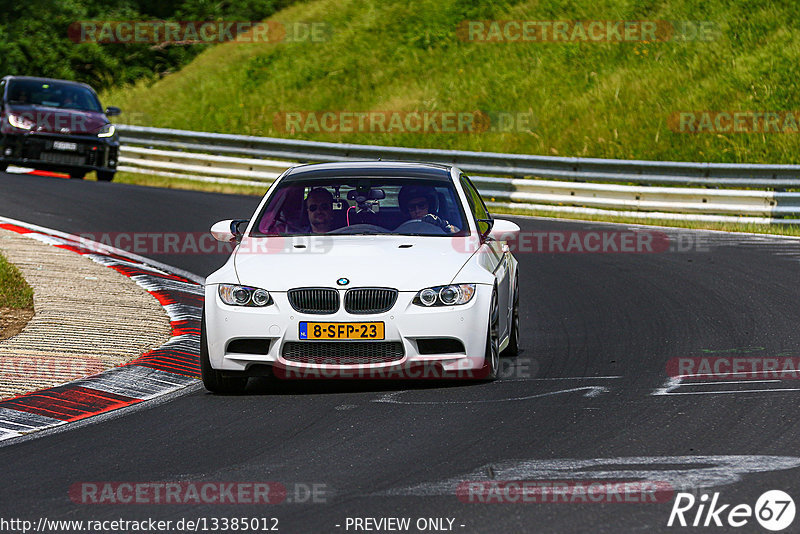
[502,272,520,357]
[0,163,7,173]
[200,310,248,394]
[479,289,500,381]
[69,172,85,180]
[97,170,115,182]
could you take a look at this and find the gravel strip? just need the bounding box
[0,228,172,398]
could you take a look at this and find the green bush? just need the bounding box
[0,0,295,92]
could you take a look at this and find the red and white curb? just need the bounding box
[0,216,204,442]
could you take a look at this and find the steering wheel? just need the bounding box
[394,219,447,235]
[272,214,306,233]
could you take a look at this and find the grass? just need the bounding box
[0,252,34,309]
[102,0,800,164]
[88,171,271,196]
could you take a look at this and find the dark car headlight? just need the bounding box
[8,114,34,130]
[413,284,476,307]
[218,284,272,307]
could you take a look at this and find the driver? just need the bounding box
[305,187,335,233]
[11,88,29,104]
[398,185,459,233]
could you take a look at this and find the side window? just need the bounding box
[460,174,492,235]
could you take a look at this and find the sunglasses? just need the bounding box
[407,201,428,211]
[308,202,332,212]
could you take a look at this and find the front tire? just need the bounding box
[200,311,248,394]
[69,172,85,180]
[479,289,500,381]
[97,170,115,182]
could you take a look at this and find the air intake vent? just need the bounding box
[416,338,465,355]
[288,287,339,314]
[227,338,271,355]
[282,341,404,365]
[344,288,398,314]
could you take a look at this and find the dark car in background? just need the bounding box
[0,76,120,181]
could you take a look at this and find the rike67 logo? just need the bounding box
[668,490,795,531]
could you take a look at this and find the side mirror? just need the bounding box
[488,219,520,243]
[105,106,121,117]
[476,218,495,239]
[211,219,249,243]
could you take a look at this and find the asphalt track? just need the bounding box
[2,172,800,533]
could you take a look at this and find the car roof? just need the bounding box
[281,161,455,182]
[3,76,94,91]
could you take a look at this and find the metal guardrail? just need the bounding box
[117,124,800,224]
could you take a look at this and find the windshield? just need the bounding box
[253,177,469,237]
[6,79,103,112]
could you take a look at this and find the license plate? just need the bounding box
[53,141,77,151]
[299,322,384,340]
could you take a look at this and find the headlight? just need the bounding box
[251,288,271,306]
[96,123,116,138]
[218,284,272,307]
[419,288,438,306]
[8,114,34,130]
[413,284,476,307]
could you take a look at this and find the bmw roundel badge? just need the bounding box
[337,277,350,286]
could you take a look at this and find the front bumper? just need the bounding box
[0,129,119,174]
[204,285,493,378]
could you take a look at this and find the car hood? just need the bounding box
[5,104,108,134]
[233,235,477,291]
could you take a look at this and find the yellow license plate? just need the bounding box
[299,322,384,340]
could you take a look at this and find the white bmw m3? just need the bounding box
[202,161,521,393]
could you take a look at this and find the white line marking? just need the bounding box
[0,408,62,427]
[653,375,800,396]
[682,380,782,386]
[679,371,800,379]
[0,430,22,441]
[380,455,800,496]
[373,386,610,405]
[660,388,800,396]
[503,376,622,382]
[73,367,197,399]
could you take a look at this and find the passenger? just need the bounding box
[305,187,335,233]
[398,185,459,233]
[61,91,76,108]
